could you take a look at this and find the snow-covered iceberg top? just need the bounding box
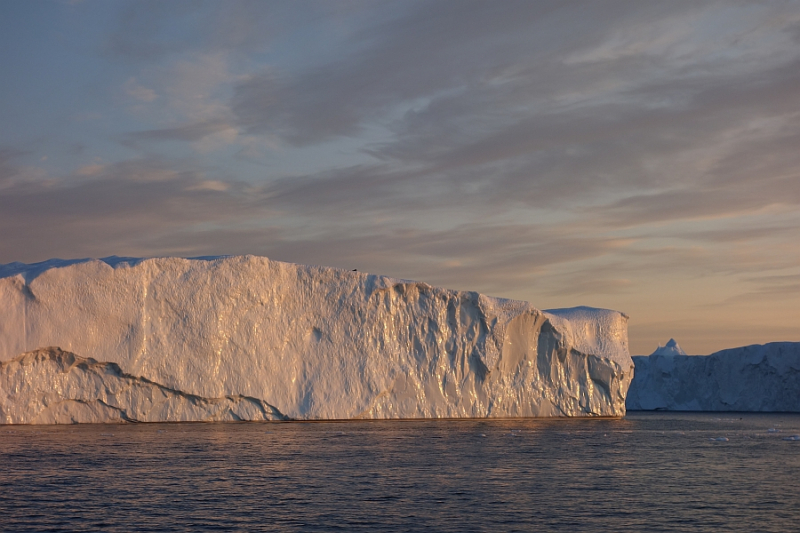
[627,341,800,412]
[649,338,687,356]
[0,256,633,422]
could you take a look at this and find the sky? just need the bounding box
[1,0,799,356]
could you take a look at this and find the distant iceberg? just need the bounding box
[627,341,800,412]
[0,256,633,423]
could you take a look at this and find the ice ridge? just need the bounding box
[0,255,634,422]
[0,347,289,424]
[649,338,687,356]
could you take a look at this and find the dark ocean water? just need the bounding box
[1,412,799,532]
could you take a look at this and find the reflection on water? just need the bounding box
[1,413,799,532]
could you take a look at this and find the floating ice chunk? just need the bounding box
[783,435,800,441]
[710,437,729,442]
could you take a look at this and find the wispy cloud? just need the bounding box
[126,119,234,143]
[123,77,158,102]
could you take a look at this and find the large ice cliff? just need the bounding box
[0,256,633,423]
[626,342,800,412]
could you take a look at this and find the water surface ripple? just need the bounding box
[1,413,798,532]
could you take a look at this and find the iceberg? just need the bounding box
[626,341,800,412]
[0,256,633,423]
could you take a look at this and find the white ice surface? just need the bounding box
[0,256,633,423]
[543,306,631,367]
[627,342,800,412]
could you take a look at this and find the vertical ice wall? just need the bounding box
[0,256,634,422]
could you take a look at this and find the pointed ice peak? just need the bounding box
[650,338,687,356]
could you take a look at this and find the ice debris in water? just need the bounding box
[783,435,800,441]
[710,437,729,442]
[0,255,634,422]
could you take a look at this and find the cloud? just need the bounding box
[0,157,269,261]
[126,119,234,143]
[745,273,800,297]
[186,179,230,192]
[0,149,50,189]
[230,1,587,145]
[0,150,636,296]
[106,1,800,230]
[123,77,158,102]
[106,1,204,61]
[75,164,105,177]
[105,1,318,62]
[0,149,24,185]
[230,2,770,146]
[225,1,800,231]
[119,51,245,154]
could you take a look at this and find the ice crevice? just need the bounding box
[0,255,634,422]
